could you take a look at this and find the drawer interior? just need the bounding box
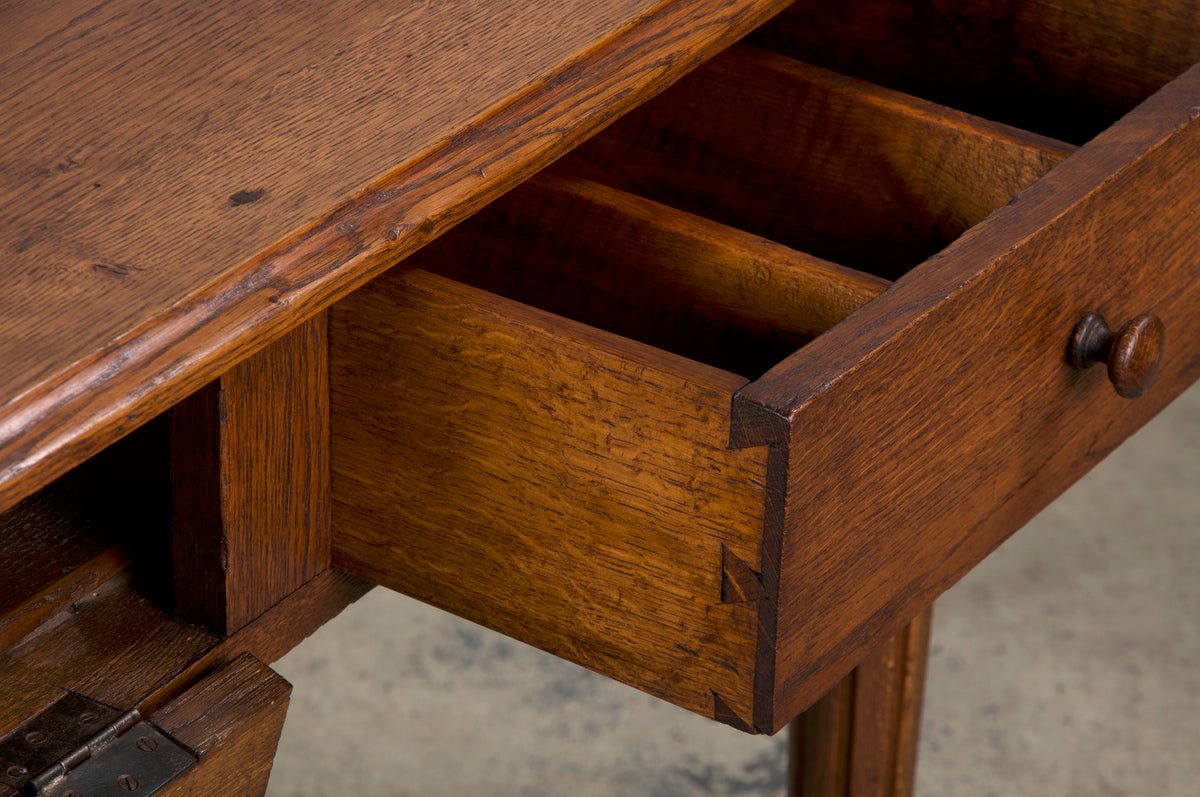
[557,42,1073,280]
[749,0,1200,145]
[407,172,888,379]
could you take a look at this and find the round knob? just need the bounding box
[1068,312,1165,399]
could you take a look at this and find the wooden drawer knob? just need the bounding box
[1068,312,1165,398]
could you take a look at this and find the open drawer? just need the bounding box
[328,12,1200,735]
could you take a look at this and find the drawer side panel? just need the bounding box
[329,269,769,723]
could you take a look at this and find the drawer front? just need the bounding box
[735,63,1200,729]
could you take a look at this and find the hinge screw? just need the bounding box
[117,773,139,790]
[25,731,48,745]
[79,712,100,725]
[5,765,26,778]
[135,736,157,752]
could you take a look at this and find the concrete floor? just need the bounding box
[265,383,1200,796]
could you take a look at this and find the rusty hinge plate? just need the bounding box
[0,693,121,792]
[0,693,195,796]
[34,719,195,797]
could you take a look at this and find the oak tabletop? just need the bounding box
[0,0,793,512]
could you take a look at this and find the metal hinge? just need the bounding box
[0,693,195,797]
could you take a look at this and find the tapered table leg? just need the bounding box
[788,607,933,797]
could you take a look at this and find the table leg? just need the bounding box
[787,607,933,797]
[171,313,331,635]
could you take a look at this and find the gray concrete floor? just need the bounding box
[266,383,1200,796]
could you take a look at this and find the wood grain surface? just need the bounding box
[788,609,932,797]
[751,0,1200,143]
[733,62,1200,731]
[0,572,218,748]
[329,268,769,725]
[153,653,292,797]
[0,0,797,516]
[411,171,888,378]
[0,566,367,754]
[561,42,1073,277]
[170,313,330,634]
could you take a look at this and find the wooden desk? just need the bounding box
[3,2,1200,794]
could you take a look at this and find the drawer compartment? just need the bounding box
[331,23,1200,734]
[559,43,1073,278]
[329,171,887,728]
[411,170,889,377]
